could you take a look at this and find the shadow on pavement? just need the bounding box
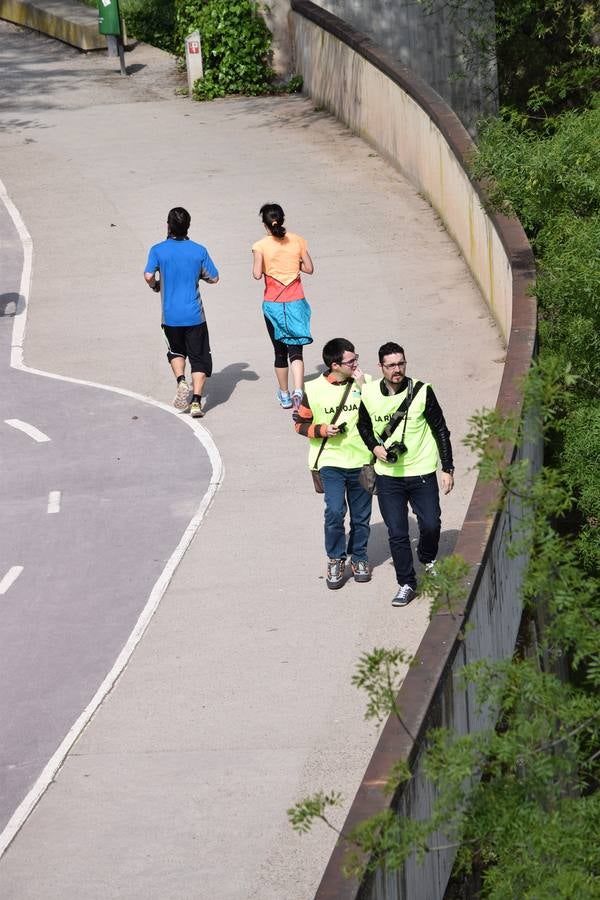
[204,361,259,412]
[369,521,460,570]
[0,293,20,316]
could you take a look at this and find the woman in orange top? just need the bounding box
[252,203,314,410]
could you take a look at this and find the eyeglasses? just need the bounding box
[340,355,359,366]
[382,360,406,369]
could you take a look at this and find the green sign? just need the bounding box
[98,0,121,36]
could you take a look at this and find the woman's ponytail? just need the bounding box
[259,203,286,239]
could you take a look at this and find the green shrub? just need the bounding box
[176,0,274,98]
[122,0,178,54]
[473,97,600,575]
[563,402,600,572]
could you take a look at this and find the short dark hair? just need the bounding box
[322,338,355,370]
[167,207,191,237]
[378,341,405,364]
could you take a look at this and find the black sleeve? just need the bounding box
[424,386,454,472]
[357,401,379,452]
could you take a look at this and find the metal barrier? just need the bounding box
[289,3,538,897]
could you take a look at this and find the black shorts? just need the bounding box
[162,323,212,376]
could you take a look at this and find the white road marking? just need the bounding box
[0,566,24,595]
[5,418,51,443]
[0,176,225,859]
[47,491,61,514]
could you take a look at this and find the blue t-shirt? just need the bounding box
[145,237,218,327]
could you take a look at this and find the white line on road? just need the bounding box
[5,419,51,443]
[0,566,24,595]
[0,176,225,860]
[47,491,61,514]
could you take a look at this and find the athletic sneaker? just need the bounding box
[424,560,437,574]
[292,389,303,412]
[351,560,371,583]
[277,389,293,409]
[326,558,345,590]
[190,401,204,418]
[174,380,191,410]
[391,584,416,607]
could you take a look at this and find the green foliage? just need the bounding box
[472,101,600,575]
[351,647,412,726]
[561,402,600,572]
[123,0,178,54]
[420,0,599,120]
[176,0,274,99]
[494,0,600,119]
[288,364,600,894]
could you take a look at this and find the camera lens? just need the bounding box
[386,450,397,463]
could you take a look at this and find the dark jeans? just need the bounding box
[320,466,372,562]
[376,472,441,589]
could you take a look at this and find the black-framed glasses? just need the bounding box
[382,360,406,369]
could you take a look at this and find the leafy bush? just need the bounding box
[495,0,600,119]
[176,0,274,99]
[124,0,177,54]
[473,98,600,575]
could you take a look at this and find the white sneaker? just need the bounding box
[174,380,191,410]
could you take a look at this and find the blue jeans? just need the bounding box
[376,472,441,589]
[320,467,373,562]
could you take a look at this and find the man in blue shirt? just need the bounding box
[144,207,219,417]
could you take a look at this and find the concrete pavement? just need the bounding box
[0,21,504,899]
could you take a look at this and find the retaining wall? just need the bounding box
[289,3,538,897]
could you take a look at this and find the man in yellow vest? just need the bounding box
[294,338,373,589]
[358,342,454,607]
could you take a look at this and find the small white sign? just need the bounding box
[185,30,204,98]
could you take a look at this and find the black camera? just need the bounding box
[337,422,347,434]
[385,440,407,463]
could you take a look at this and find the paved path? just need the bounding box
[0,145,217,842]
[0,21,504,899]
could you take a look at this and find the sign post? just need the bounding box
[98,0,127,75]
[185,31,204,98]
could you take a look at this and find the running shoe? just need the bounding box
[326,558,345,590]
[190,401,204,418]
[351,560,371,583]
[292,389,303,412]
[391,584,416,607]
[424,560,437,574]
[277,389,293,409]
[174,380,191,410]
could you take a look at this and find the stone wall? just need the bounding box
[266,0,497,132]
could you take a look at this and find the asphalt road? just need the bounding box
[0,195,215,837]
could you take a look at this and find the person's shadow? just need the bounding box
[368,521,460,573]
[204,362,259,412]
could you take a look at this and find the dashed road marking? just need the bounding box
[5,419,51,443]
[0,566,24,595]
[47,491,61,514]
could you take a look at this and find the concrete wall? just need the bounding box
[288,3,538,898]
[266,0,497,132]
[0,0,109,51]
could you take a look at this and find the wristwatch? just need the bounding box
[443,467,455,475]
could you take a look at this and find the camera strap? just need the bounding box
[312,379,354,471]
[378,379,424,446]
